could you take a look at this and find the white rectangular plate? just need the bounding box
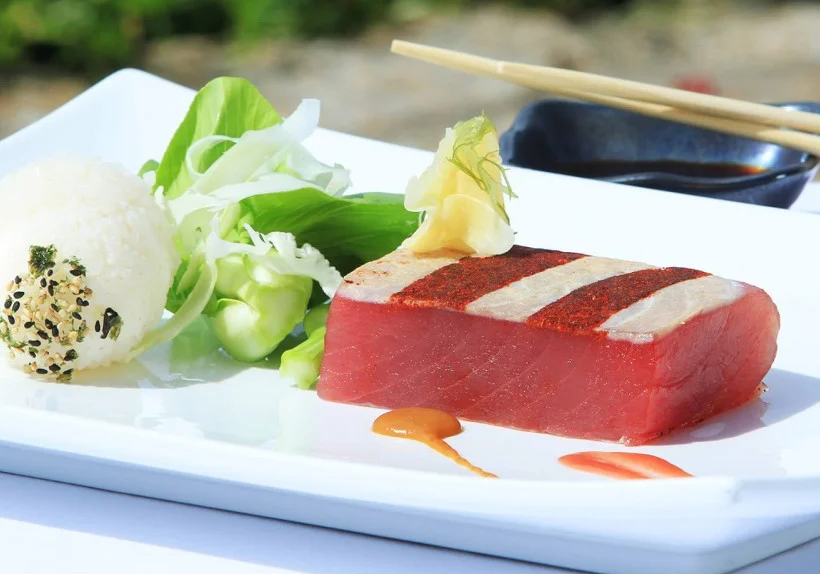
[0,69,820,574]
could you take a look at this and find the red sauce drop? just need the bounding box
[559,451,693,480]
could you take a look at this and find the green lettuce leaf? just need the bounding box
[239,189,418,276]
[128,255,218,361]
[138,159,159,178]
[153,77,282,199]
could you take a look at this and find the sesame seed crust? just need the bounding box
[0,245,123,382]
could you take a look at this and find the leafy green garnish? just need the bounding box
[133,76,419,365]
[129,258,218,361]
[240,190,418,276]
[64,256,87,276]
[138,159,159,178]
[28,245,56,277]
[152,77,282,199]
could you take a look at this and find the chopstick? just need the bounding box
[512,81,820,158]
[390,40,820,157]
[501,59,820,134]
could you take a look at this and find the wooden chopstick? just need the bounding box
[502,70,820,157]
[391,39,820,134]
[500,60,820,134]
[390,40,820,156]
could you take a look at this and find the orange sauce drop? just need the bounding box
[373,408,497,478]
[558,451,693,480]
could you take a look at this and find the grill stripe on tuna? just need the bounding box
[389,245,585,311]
[339,248,751,339]
[466,256,652,323]
[340,249,459,305]
[526,267,709,334]
[600,274,746,341]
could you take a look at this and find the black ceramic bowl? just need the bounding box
[499,100,820,208]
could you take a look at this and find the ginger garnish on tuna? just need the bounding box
[0,245,120,381]
[401,114,516,257]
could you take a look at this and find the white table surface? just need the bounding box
[5,184,820,574]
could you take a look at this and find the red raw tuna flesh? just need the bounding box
[316,246,780,445]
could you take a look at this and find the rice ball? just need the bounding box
[0,155,179,378]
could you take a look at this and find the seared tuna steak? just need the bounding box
[317,246,779,445]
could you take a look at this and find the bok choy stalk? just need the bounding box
[280,304,330,389]
[134,77,419,365]
[302,303,329,336]
[280,327,326,390]
[206,223,341,363]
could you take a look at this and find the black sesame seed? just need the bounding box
[50,303,59,312]
[48,364,61,372]
[3,299,10,309]
[46,270,53,277]
[28,339,40,347]
[36,330,48,340]
[39,278,47,288]
[28,351,36,358]
[35,368,48,375]
[12,291,23,299]
[72,312,82,321]
[48,280,57,287]
[100,308,123,341]
[14,276,21,284]
[77,297,89,307]
[11,301,19,312]
[69,269,83,277]
[64,350,78,361]
[63,369,73,377]
[47,285,54,296]
[44,319,53,329]
[24,321,34,329]
[8,316,14,325]
[51,327,59,338]
[94,321,101,333]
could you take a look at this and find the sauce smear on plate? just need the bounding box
[373,408,497,478]
[559,451,693,480]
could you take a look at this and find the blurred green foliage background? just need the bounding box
[0,0,633,73]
